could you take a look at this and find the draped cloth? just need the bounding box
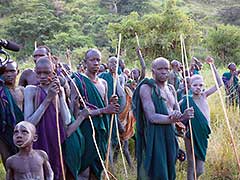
[119,86,136,141]
[73,72,109,179]
[33,86,66,180]
[180,96,211,161]
[0,82,23,154]
[132,78,178,180]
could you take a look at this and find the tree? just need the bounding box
[206,24,240,64]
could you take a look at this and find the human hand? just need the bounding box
[110,95,118,104]
[206,56,214,64]
[181,107,194,121]
[47,77,60,101]
[78,108,90,120]
[104,103,120,114]
[169,110,182,122]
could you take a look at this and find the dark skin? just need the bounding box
[18,48,48,87]
[2,61,24,110]
[71,49,120,118]
[6,121,53,180]
[139,57,194,126]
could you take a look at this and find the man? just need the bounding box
[222,63,240,106]
[71,49,120,179]
[18,46,50,87]
[0,60,24,169]
[168,60,183,91]
[132,57,194,180]
[99,56,126,170]
[24,56,89,180]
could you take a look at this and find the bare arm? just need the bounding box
[140,84,175,124]
[116,78,126,113]
[59,87,71,126]
[66,109,89,137]
[136,48,146,81]
[204,58,223,97]
[24,86,52,126]
[6,158,14,180]
[40,151,54,180]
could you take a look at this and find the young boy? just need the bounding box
[5,121,54,180]
[180,57,222,180]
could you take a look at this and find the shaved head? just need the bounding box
[36,56,53,70]
[84,49,101,62]
[152,57,169,69]
[190,74,203,83]
[15,121,36,136]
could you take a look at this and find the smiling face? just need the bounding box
[190,75,204,96]
[35,57,54,86]
[2,61,18,86]
[152,57,170,83]
[13,121,37,148]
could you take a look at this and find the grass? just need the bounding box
[1,66,240,179]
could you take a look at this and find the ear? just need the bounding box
[33,134,38,142]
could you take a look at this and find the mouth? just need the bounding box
[15,140,23,146]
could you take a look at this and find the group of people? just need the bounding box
[0,44,224,180]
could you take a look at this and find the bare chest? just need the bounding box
[94,80,106,100]
[10,88,24,110]
[159,87,175,111]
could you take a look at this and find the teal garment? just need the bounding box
[180,96,211,161]
[0,84,24,154]
[62,115,85,180]
[98,72,118,147]
[132,78,178,180]
[73,73,109,179]
[193,69,199,75]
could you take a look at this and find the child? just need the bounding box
[5,121,54,180]
[180,56,222,180]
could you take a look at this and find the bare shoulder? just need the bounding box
[36,150,49,161]
[16,86,25,93]
[21,69,34,75]
[139,84,151,97]
[24,85,37,95]
[6,155,18,167]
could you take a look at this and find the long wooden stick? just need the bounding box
[66,48,72,70]
[60,66,110,180]
[180,34,197,180]
[55,97,66,180]
[209,63,240,173]
[105,34,128,178]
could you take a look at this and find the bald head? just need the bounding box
[36,56,53,70]
[15,121,36,135]
[190,74,203,83]
[152,57,169,69]
[84,49,101,62]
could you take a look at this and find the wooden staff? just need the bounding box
[180,34,197,180]
[66,48,72,70]
[209,62,240,173]
[55,97,66,180]
[60,66,110,180]
[105,34,128,178]
[34,41,37,50]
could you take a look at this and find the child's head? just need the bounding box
[13,121,37,149]
[190,74,204,95]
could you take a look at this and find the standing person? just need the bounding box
[99,56,126,171]
[168,60,183,91]
[6,121,54,180]
[222,63,240,106]
[71,49,120,179]
[0,60,24,169]
[24,56,89,180]
[18,46,50,87]
[180,57,222,180]
[132,57,194,180]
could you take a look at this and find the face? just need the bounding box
[152,59,170,82]
[108,57,117,73]
[131,69,140,80]
[85,51,101,74]
[33,48,48,63]
[13,123,35,148]
[35,61,54,85]
[2,62,18,86]
[229,64,236,72]
[98,64,106,74]
[191,77,204,95]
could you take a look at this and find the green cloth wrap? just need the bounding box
[132,78,178,180]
